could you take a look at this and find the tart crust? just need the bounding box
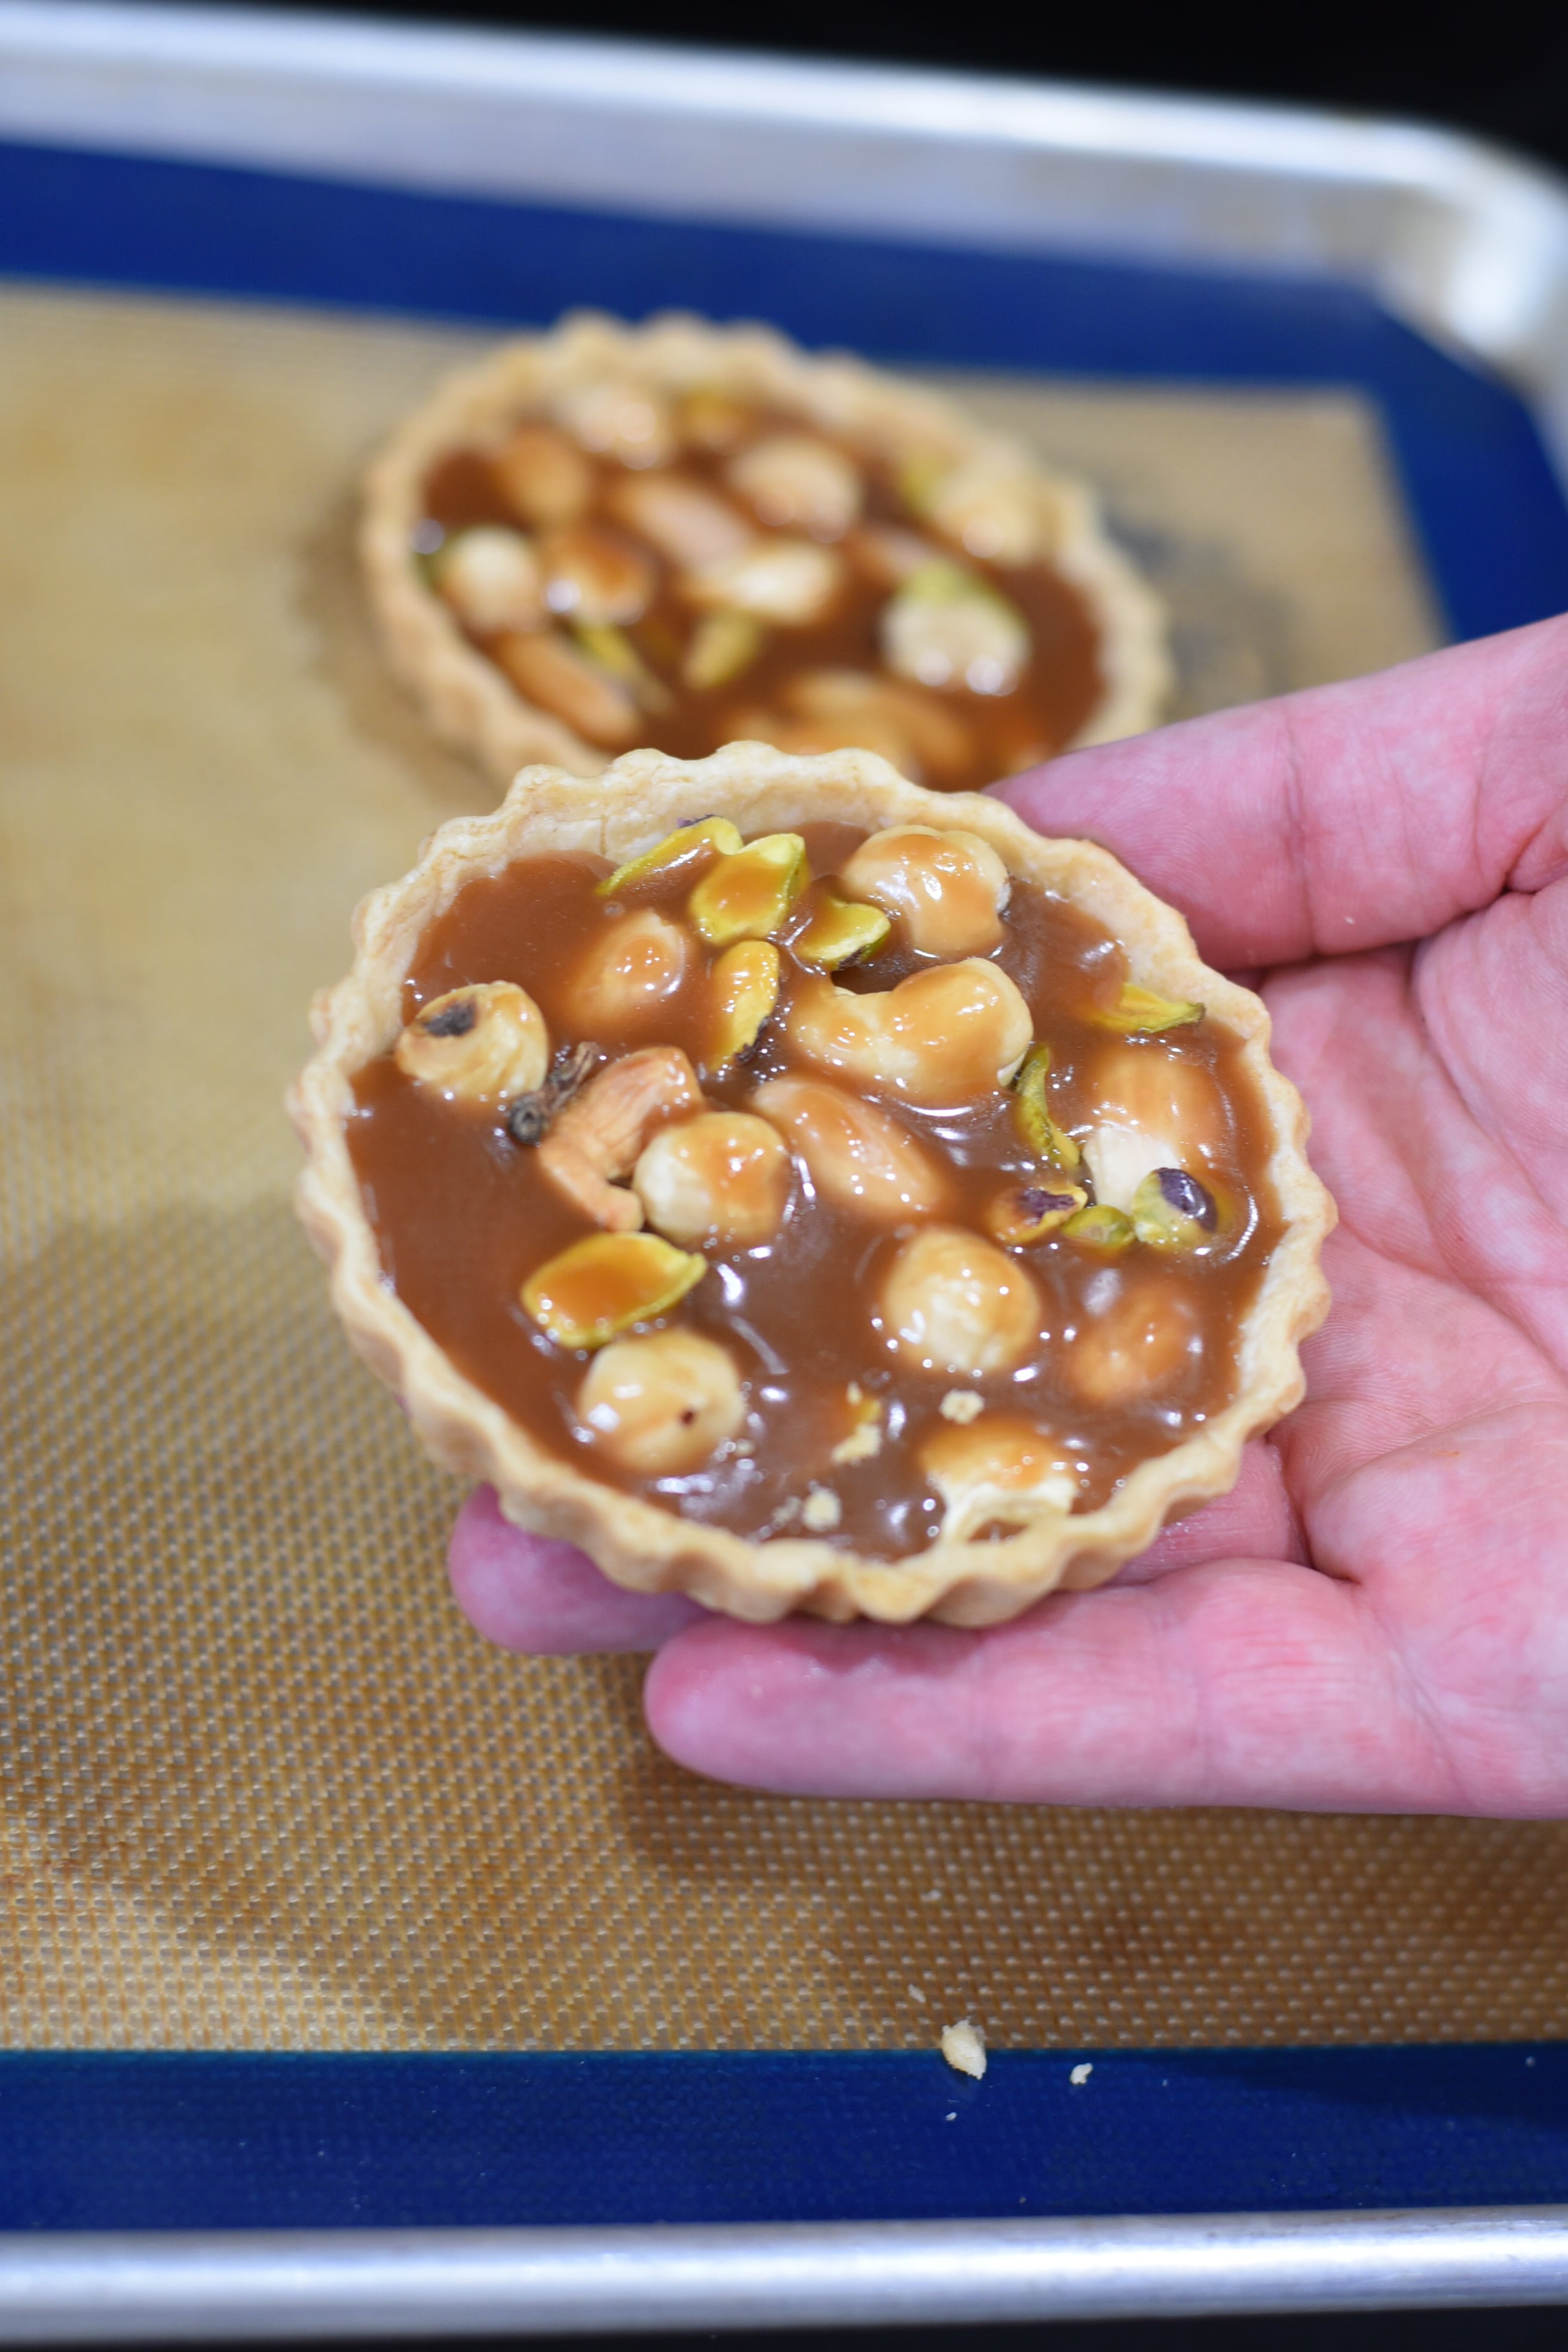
[362,310,1171,789]
[289,743,1333,1627]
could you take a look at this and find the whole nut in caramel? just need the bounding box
[292,743,1333,1627]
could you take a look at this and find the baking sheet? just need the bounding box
[10,281,1568,2062]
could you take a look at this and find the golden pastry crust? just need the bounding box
[361,310,1171,789]
[289,744,1333,1627]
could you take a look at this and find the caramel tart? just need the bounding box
[362,313,1170,796]
[290,745,1332,1626]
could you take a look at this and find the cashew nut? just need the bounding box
[568,911,693,1037]
[577,1329,745,1474]
[538,1046,703,1231]
[752,1076,948,1221]
[877,1226,1040,1376]
[682,538,843,626]
[395,983,550,1107]
[609,472,754,568]
[726,433,862,538]
[431,527,544,634]
[920,1415,1077,1541]
[553,379,675,468]
[785,960,1031,1105]
[633,1111,792,1247]
[491,422,594,527]
[494,629,639,746]
[838,825,1010,957]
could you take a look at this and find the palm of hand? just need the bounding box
[449,618,1568,1814]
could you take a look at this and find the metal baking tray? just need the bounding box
[4,3,1568,2338]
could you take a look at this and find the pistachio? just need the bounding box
[506,1040,598,1146]
[430,527,544,634]
[1079,1045,1229,1211]
[1067,1282,1200,1407]
[491,422,595,527]
[571,622,672,713]
[682,538,843,626]
[494,630,639,747]
[633,1110,792,1248]
[1062,1204,1136,1252]
[1011,1044,1082,1169]
[598,817,744,899]
[725,433,862,539]
[791,892,892,970]
[688,832,808,946]
[1131,1167,1219,1252]
[577,1329,744,1473]
[553,379,675,468]
[1094,982,1205,1034]
[878,1226,1040,1376]
[785,960,1031,1105]
[540,523,656,626]
[881,559,1031,696]
[394,982,550,1106]
[609,473,753,569]
[569,910,692,1037]
[706,939,782,1071]
[524,1231,705,1350]
[920,1416,1077,1542]
[678,387,753,452]
[753,1076,948,1221]
[916,458,1048,565]
[830,1383,884,1465]
[538,1046,704,1231]
[683,611,764,691]
[838,825,1009,958]
[985,1178,1089,1247]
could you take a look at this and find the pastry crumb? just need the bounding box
[831,1420,883,1465]
[908,1983,927,2004]
[940,2019,987,2079]
[940,1389,984,1424]
[802,1485,842,1532]
[1070,2062,1093,2087]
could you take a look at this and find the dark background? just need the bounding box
[186,0,1568,179]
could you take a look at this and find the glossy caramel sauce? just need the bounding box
[348,825,1284,1561]
[420,411,1102,793]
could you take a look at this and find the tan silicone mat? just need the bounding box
[5,284,1567,2052]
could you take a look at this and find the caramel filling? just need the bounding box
[417,399,1102,793]
[350,822,1282,1560]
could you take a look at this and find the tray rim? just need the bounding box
[1,0,1567,482]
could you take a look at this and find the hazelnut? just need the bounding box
[539,523,657,626]
[553,379,676,468]
[494,630,639,747]
[752,1076,948,1221]
[1079,1043,1230,1211]
[839,825,1010,958]
[878,1226,1040,1376]
[394,983,550,1107]
[491,422,594,527]
[633,1110,792,1248]
[785,960,1031,1105]
[577,1329,743,1473]
[569,911,693,1036]
[920,1414,1077,1541]
[609,472,754,568]
[538,1046,703,1232]
[523,1230,706,1350]
[881,559,1031,696]
[1067,1279,1201,1407]
[682,538,844,626]
[430,527,544,634]
[725,433,863,538]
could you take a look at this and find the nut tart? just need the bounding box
[362,311,1169,795]
[290,744,1332,1627]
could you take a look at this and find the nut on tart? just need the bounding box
[362,311,1170,795]
[289,745,1333,1627]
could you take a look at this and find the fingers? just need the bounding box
[448,1486,704,1654]
[996,614,1568,969]
[644,1561,1454,1809]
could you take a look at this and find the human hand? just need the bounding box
[451,614,1568,1815]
